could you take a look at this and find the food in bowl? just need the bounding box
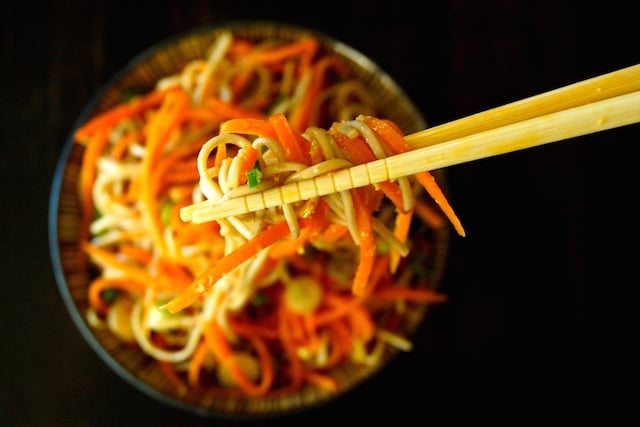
[51,22,458,416]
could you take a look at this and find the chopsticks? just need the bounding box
[182,64,640,224]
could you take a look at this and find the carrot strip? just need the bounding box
[269,112,310,164]
[350,189,376,297]
[290,55,349,131]
[83,242,186,293]
[390,209,414,274]
[234,146,259,185]
[244,37,318,73]
[330,126,406,211]
[74,88,175,142]
[268,228,312,259]
[156,259,193,289]
[111,130,144,160]
[414,198,445,230]
[162,221,294,313]
[349,306,375,343]
[361,115,466,236]
[368,255,391,290]
[303,314,321,353]
[227,38,255,58]
[313,223,349,244]
[203,319,273,396]
[286,310,308,343]
[230,318,279,340]
[304,371,338,393]
[187,341,210,387]
[83,242,153,285]
[314,293,363,326]
[139,89,189,257]
[276,300,305,391]
[324,320,351,368]
[414,172,466,237]
[329,124,376,163]
[87,277,146,315]
[119,244,153,265]
[219,117,278,140]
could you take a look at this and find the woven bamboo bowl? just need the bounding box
[49,21,450,419]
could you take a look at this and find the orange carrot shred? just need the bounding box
[162,221,293,313]
[361,115,466,236]
[139,89,189,256]
[350,189,376,297]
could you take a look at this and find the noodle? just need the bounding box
[75,30,456,398]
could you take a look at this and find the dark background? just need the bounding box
[2,0,637,425]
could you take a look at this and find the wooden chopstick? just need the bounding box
[404,63,640,149]
[183,64,640,224]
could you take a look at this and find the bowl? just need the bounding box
[49,21,451,418]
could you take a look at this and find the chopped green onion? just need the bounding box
[251,292,267,307]
[121,89,141,102]
[160,202,174,226]
[246,164,262,188]
[100,289,119,304]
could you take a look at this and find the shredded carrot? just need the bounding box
[329,125,407,211]
[139,90,189,257]
[74,87,176,142]
[361,115,466,236]
[414,198,445,230]
[111,130,144,160]
[202,319,274,397]
[315,293,363,326]
[119,244,153,265]
[304,371,338,393]
[414,172,466,237]
[187,341,210,387]
[314,223,350,244]
[244,37,319,75]
[234,146,259,186]
[269,112,310,164]
[83,242,153,285]
[268,228,312,259]
[350,189,377,297]
[349,306,376,343]
[162,221,296,313]
[87,277,146,315]
[303,314,321,353]
[290,55,349,131]
[219,117,278,139]
[276,301,305,391]
[368,255,391,291]
[229,317,279,340]
[324,320,352,368]
[390,209,414,274]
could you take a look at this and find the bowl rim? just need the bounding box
[48,20,440,419]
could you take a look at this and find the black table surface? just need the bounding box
[2,0,637,425]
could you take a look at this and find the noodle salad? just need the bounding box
[75,30,465,399]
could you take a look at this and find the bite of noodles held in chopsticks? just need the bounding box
[74,30,464,399]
